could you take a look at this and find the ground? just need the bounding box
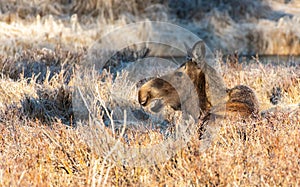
[0,0,300,186]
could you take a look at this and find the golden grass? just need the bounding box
[0,0,300,186]
[1,107,299,186]
[0,49,299,186]
[0,0,300,56]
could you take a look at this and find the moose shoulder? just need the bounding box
[138,41,259,121]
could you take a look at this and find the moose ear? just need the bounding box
[191,41,206,61]
[184,42,192,60]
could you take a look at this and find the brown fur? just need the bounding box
[138,41,259,120]
[138,59,210,119]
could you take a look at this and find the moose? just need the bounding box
[138,41,259,125]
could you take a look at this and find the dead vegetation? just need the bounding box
[0,45,299,186]
[0,0,300,55]
[0,0,300,186]
[1,100,299,186]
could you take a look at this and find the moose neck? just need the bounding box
[194,70,211,115]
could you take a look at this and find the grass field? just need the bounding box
[0,0,300,186]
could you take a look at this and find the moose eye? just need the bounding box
[175,72,183,77]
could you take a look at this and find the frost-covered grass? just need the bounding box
[0,0,300,55]
[0,0,300,186]
[0,48,299,186]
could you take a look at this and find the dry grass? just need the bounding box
[0,49,299,186]
[0,108,299,186]
[0,0,300,56]
[0,0,300,186]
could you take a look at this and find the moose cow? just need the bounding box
[138,41,259,124]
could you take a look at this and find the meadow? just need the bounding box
[0,0,299,186]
